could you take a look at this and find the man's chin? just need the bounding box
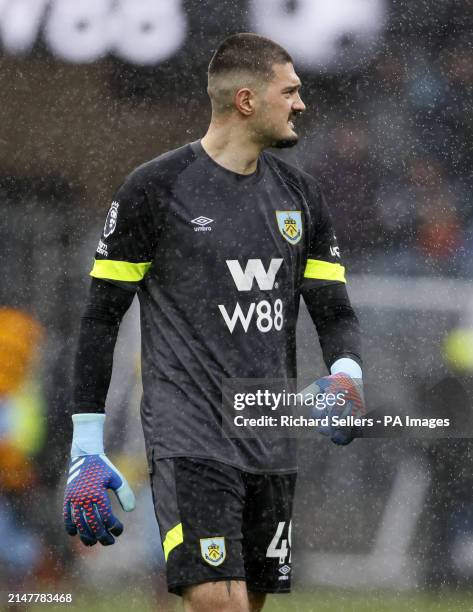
[271,133,299,149]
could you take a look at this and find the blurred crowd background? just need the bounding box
[1,0,473,609]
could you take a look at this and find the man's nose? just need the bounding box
[293,96,306,112]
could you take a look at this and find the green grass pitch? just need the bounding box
[40,588,473,611]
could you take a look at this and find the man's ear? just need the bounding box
[234,87,256,116]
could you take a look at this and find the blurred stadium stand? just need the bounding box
[1,0,473,603]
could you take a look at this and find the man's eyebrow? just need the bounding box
[282,83,302,91]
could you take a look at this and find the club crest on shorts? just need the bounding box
[104,201,119,238]
[276,211,302,245]
[200,537,226,566]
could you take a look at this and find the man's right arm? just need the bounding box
[74,171,157,413]
[65,172,157,546]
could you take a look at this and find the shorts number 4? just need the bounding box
[266,520,292,564]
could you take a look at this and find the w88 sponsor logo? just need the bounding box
[219,299,283,333]
[218,259,284,334]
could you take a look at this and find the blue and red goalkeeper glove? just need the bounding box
[63,414,135,546]
[310,358,365,445]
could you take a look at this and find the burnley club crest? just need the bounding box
[276,211,302,245]
[200,537,226,566]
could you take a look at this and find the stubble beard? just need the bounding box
[254,120,300,150]
[271,134,299,149]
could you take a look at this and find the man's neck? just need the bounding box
[200,123,262,175]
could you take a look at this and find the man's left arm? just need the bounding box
[300,180,364,444]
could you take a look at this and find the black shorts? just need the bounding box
[148,455,297,596]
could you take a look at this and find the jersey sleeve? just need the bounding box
[300,179,361,368]
[302,181,345,288]
[90,177,157,288]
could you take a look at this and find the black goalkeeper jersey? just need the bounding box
[90,141,346,473]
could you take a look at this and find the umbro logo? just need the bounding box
[278,564,291,581]
[191,216,214,232]
[192,216,213,226]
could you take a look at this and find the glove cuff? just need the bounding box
[330,357,362,380]
[71,413,105,458]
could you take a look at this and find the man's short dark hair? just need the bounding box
[207,33,293,113]
[209,33,293,80]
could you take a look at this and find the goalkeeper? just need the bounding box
[64,33,363,612]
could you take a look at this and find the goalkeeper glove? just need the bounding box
[312,358,365,445]
[63,413,135,546]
